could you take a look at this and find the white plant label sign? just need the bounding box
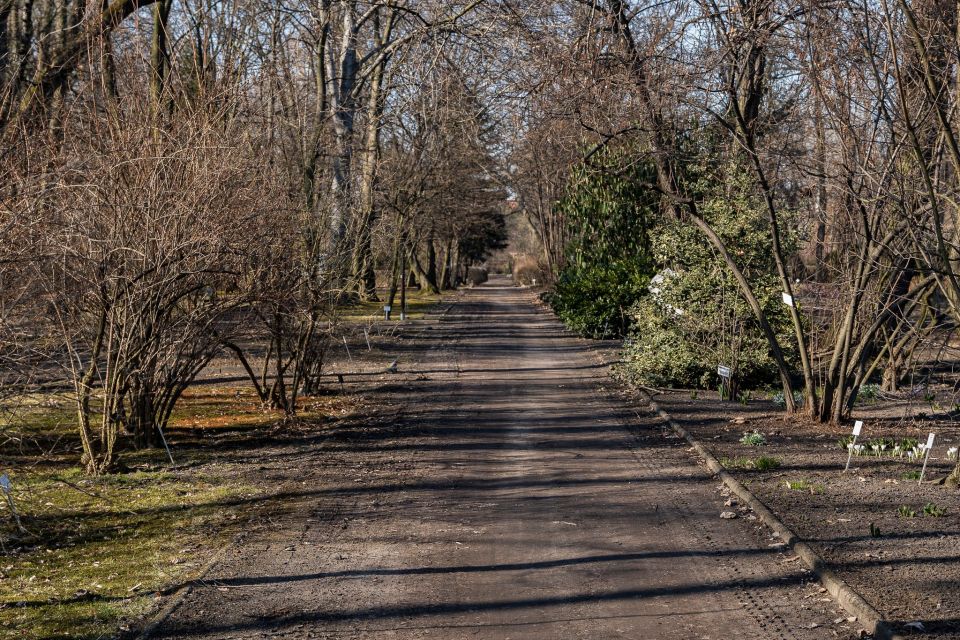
[782,292,794,307]
[844,422,863,472]
[919,433,936,485]
[717,365,731,379]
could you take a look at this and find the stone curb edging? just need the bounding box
[643,393,902,640]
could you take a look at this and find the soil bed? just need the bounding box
[644,389,960,639]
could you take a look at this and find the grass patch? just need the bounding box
[785,479,823,494]
[1,394,82,455]
[338,289,443,322]
[0,386,349,639]
[719,456,782,472]
[0,377,359,638]
[753,456,782,471]
[0,466,260,639]
[901,470,922,481]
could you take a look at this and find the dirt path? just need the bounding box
[148,279,855,639]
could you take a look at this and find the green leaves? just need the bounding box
[545,145,658,339]
[621,159,798,389]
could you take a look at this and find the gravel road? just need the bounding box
[149,278,855,639]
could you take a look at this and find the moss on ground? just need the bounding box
[0,386,356,639]
[0,347,365,639]
[338,289,443,322]
[0,465,259,639]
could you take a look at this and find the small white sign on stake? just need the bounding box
[782,292,794,307]
[919,432,936,485]
[844,421,863,472]
[717,364,731,379]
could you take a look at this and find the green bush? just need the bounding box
[543,145,657,339]
[620,160,797,389]
[620,298,703,385]
[545,261,650,338]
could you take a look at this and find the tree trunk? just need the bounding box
[149,0,172,122]
[386,224,404,309]
[129,377,160,450]
[439,240,453,290]
[426,234,439,290]
[411,243,439,294]
[813,99,827,281]
[326,3,359,275]
[350,10,395,300]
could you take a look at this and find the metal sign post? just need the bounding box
[919,432,936,485]
[844,421,863,472]
[342,336,353,363]
[383,305,391,320]
[363,328,371,351]
[156,425,175,465]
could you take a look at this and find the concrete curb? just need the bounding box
[643,393,902,640]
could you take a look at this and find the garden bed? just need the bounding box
[647,389,960,638]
